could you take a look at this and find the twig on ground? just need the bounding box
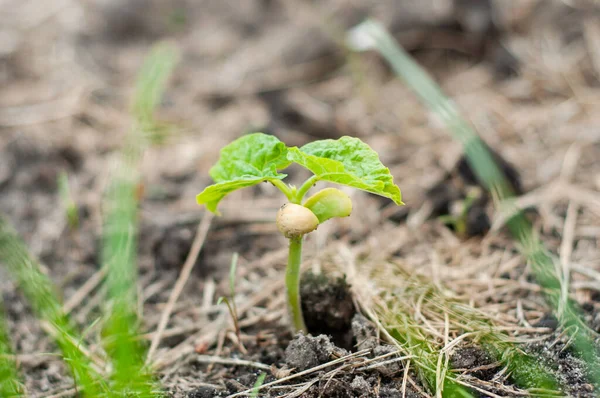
[153,311,227,370]
[146,212,213,364]
[194,355,271,371]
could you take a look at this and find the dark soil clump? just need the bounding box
[184,320,422,397]
[285,333,342,371]
[186,386,222,398]
[300,272,356,350]
[274,333,417,398]
[451,345,499,381]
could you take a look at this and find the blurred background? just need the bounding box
[2,0,599,263]
[2,0,600,395]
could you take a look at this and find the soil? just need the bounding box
[450,346,499,382]
[2,0,600,397]
[300,271,356,350]
[186,322,422,398]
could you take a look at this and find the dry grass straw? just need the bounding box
[370,261,559,396]
[306,229,558,397]
[345,17,600,394]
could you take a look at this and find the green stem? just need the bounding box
[271,179,295,202]
[295,176,318,203]
[286,237,307,333]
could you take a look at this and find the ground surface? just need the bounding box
[2,0,600,397]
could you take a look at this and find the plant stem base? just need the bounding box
[286,237,307,333]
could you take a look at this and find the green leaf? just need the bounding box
[288,136,403,205]
[197,133,290,213]
[209,133,290,182]
[303,188,352,223]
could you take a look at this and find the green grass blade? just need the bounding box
[0,215,104,396]
[348,19,600,392]
[347,20,513,195]
[133,42,179,145]
[133,43,178,123]
[102,176,156,396]
[0,297,22,397]
[250,372,266,398]
[102,42,178,397]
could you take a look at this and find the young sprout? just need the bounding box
[217,252,245,353]
[197,133,403,332]
[438,186,485,238]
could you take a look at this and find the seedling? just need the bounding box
[217,252,245,352]
[197,133,403,332]
[438,186,482,238]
